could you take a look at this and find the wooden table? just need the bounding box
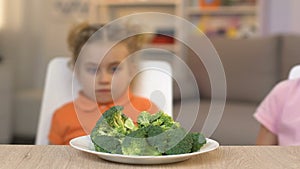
[0,145,299,169]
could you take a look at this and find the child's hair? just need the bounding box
[67,22,147,65]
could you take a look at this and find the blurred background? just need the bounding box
[1,0,300,145]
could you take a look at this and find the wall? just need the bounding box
[3,0,90,138]
[2,0,89,92]
[259,0,300,35]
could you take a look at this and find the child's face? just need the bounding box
[76,42,132,104]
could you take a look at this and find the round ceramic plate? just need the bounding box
[70,135,219,165]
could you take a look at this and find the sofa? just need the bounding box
[173,34,300,145]
[9,34,300,145]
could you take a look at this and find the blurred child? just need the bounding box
[49,22,158,145]
[254,78,300,145]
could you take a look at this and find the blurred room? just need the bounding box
[1,0,300,145]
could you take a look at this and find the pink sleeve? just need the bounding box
[254,81,290,134]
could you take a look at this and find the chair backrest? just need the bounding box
[133,59,173,116]
[35,57,81,145]
[288,65,300,79]
[35,56,173,145]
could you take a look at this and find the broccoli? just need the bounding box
[137,111,152,128]
[146,125,164,137]
[97,106,133,135]
[91,106,136,153]
[122,127,161,156]
[92,135,122,154]
[91,106,207,155]
[190,132,207,152]
[165,132,194,155]
[147,126,193,155]
[137,110,204,155]
[137,110,180,131]
[152,112,180,130]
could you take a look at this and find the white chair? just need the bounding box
[133,49,173,116]
[35,56,173,145]
[35,57,81,145]
[288,65,300,79]
[133,59,173,116]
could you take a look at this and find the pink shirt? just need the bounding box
[254,79,300,145]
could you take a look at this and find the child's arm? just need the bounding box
[256,125,278,145]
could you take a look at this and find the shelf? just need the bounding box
[102,0,181,6]
[187,6,256,16]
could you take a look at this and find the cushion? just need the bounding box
[188,36,280,103]
[280,34,300,79]
[173,99,260,145]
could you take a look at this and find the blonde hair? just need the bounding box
[67,22,147,65]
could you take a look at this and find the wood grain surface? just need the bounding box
[0,145,299,169]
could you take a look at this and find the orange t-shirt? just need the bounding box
[49,91,158,145]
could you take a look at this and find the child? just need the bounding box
[254,78,300,145]
[49,22,158,145]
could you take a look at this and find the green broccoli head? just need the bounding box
[100,106,129,135]
[146,125,164,137]
[137,111,152,128]
[91,106,207,155]
[91,106,136,153]
[147,126,192,154]
[190,132,207,152]
[152,111,180,130]
[137,110,180,131]
[165,132,194,155]
[137,111,202,155]
[92,135,122,154]
[121,127,161,156]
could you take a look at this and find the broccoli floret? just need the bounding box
[147,126,191,154]
[91,106,207,156]
[190,132,207,152]
[137,111,152,128]
[124,118,138,131]
[150,111,180,130]
[99,106,131,135]
[149,111,163,122]
[122,127,161,156]
[139,111,195,155]
[91,106,136,153]
[146,125,164,137]
[165,132,193,155]
[137,110,180,131]
[92,135,122,154]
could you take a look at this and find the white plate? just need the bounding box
[70,135,219,165]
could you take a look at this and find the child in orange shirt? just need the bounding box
[49,22,158,145]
